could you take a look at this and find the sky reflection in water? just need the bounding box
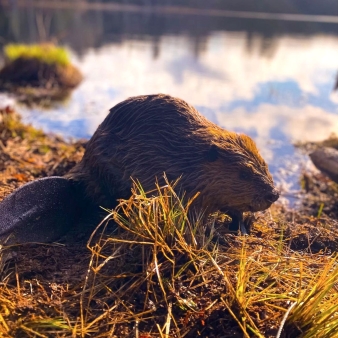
[17,31,338,198]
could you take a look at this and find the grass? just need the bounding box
[1,108,338,337]
[1,176,338,337]
[295,133,338,153]
[0,107,85,200]
[4,44,70,66]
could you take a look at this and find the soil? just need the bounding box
[1,103,338,338]
[0,57,82,106]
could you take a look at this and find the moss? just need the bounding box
[320,133,338,149]
[4,44,70,66]
[295,133,338,152]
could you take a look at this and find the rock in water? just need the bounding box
[310,147,338,183]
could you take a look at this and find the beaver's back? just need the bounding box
[67,94,278,214]
[68,95,218,203]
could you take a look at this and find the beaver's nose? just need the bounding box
[265,189,280,203]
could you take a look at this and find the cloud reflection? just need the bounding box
[18,32,338,184]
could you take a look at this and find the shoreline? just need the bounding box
[1,0,338,24]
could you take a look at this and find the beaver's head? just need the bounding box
[194,127,279,214]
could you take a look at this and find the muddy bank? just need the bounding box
[1,108,338,337]
[0,105,84,200]
[296,134,338,219]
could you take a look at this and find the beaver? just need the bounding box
[0,94,279,244]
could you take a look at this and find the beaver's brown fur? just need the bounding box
[67,94,279,216]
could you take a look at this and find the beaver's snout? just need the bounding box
[249,187,279,212]
[264,188,280,204]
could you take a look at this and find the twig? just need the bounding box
[276,302,297,338]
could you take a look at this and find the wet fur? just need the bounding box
[67,94,277,214]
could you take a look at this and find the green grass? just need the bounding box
[4,44,70,66]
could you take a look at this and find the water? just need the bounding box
[1,3,338,201]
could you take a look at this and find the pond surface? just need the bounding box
[1,4,338,202]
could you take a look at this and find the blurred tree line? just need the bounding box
[0,0,336,59]
[87,0,337,16]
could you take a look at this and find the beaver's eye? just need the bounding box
[205,145,219,162]
[239,169,252,180]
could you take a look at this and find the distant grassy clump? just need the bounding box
[4,44,70,66]
[0,44,82,104]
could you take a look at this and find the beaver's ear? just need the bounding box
[0,177,81,244]
[205,144,219,162]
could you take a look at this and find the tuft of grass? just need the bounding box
[2,172,338,336]
[286,256,338,338]
[81,178,338,337]
[4,44,70,66]
[83,177,217,337]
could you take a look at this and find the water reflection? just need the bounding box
[20,33,338,142]
[1,4,338,57]
[1,5,338,196]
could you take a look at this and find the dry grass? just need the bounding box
[295,133,338,153]
[1,107,338,337]
[1,178,338,337]
[0,106,84,200]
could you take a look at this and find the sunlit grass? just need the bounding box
[4,44,70,66]
[287,256,338,338]
[69,180,338,336]
[1,107,49,141]
[1,176,338,336]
